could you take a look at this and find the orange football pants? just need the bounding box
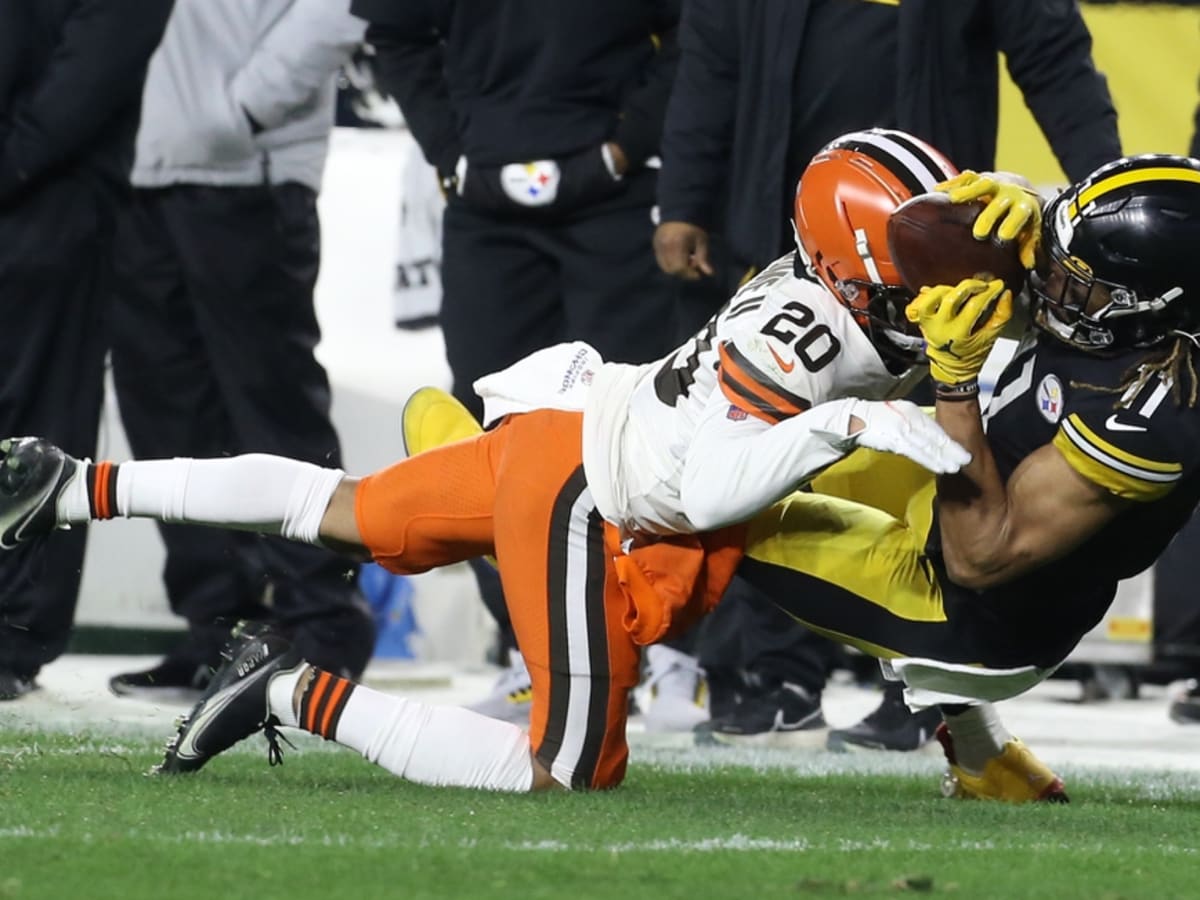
[354,408,640,790]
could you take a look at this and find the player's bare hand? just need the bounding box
[936,171,1043,270]
[654,221,714,280]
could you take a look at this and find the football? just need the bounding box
[886,192,1026,297]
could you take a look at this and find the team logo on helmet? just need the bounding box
[1061,255,1093,279]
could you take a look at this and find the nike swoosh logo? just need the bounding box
[1105,414,1147,433]
[773,706,821,732]
[174,666,271,760]
[767,345,795,374]
[0,459,65,551]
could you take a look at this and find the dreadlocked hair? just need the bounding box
[1070,334,1200,408]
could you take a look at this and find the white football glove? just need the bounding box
[842,399,971,475]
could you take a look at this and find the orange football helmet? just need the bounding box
[794,128,958,360]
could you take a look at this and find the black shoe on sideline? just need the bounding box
[827,683,942,752]
[0,668,38,701]
[695,681,827,748]
[153,622,305,775]
[1168,680,1200,725]
[109,653,215,702]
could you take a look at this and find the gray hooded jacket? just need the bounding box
[132,0,365,191]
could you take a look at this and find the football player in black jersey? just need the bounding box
[738,153,1200,800]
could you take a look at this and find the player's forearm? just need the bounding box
[679,401,855,530]
[932,399,1019,589]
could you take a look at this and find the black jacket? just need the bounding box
[0,0,174,205]
[658,0,1121,268]
[353,0,679,176]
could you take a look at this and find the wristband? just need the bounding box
[934,379,980,402]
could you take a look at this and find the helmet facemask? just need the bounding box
[1033,223,1187,353]
[795,232,922,366]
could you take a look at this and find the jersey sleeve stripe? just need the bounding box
[719,370,787,424]
[1054,417,1180,501]
[721,343,811,411]
[1062,414,1182,474]
[718,343,810,422]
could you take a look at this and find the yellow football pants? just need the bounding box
[739,449,978,665]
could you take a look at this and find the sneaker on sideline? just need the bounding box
[1168,679,1200,725]
[0,668,37,702]
[641,645,709,732]
[826,682,942,753]
[467,649,532,725]
[109,650,215,702]
[694,681,827,748]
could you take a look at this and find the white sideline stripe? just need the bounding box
[1,827,1197,857]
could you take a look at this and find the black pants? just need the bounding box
[0,178,111,677]
[440,175,680,420]
[692,574,847,695]
[109,184,374,677]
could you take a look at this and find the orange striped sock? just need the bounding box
[86,462,119,520]
[297,668,357,740]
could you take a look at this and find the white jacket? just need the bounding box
[132,0,365,191]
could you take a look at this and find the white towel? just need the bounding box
[879,657,1060,709]
[473,342,605,428]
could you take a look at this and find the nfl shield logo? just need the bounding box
[501,160,561,207]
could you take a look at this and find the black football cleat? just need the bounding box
[153,622,305,775]
[0,437,82,549]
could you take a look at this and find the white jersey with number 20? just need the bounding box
[581,253,925,536]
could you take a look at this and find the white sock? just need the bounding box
[941,703,1012,774]
[267,665,306,728]
[326,683,535,792]
[60,455,343,544]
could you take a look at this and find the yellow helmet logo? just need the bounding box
[1062,255,1093,278]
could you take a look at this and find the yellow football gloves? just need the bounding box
[906,278,1013,385]
[936,171,1043,270]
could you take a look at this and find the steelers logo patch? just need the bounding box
[1036,374,1064,424]
[501,160,561,207]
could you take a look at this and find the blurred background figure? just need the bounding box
[1173,66,1200,724]
[0,0,174,701]
[104,0,377,698]
[654,0,1121,750]
[351,0,688,722]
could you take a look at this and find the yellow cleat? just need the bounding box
[935,723,1069,803]
[401,386,483,457]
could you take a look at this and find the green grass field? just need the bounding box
[2,730,1198,900]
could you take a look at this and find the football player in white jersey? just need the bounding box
[0,129,1043,798]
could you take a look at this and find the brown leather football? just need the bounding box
[886,192,1026,296]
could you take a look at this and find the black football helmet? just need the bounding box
[1032,154,1200,351]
